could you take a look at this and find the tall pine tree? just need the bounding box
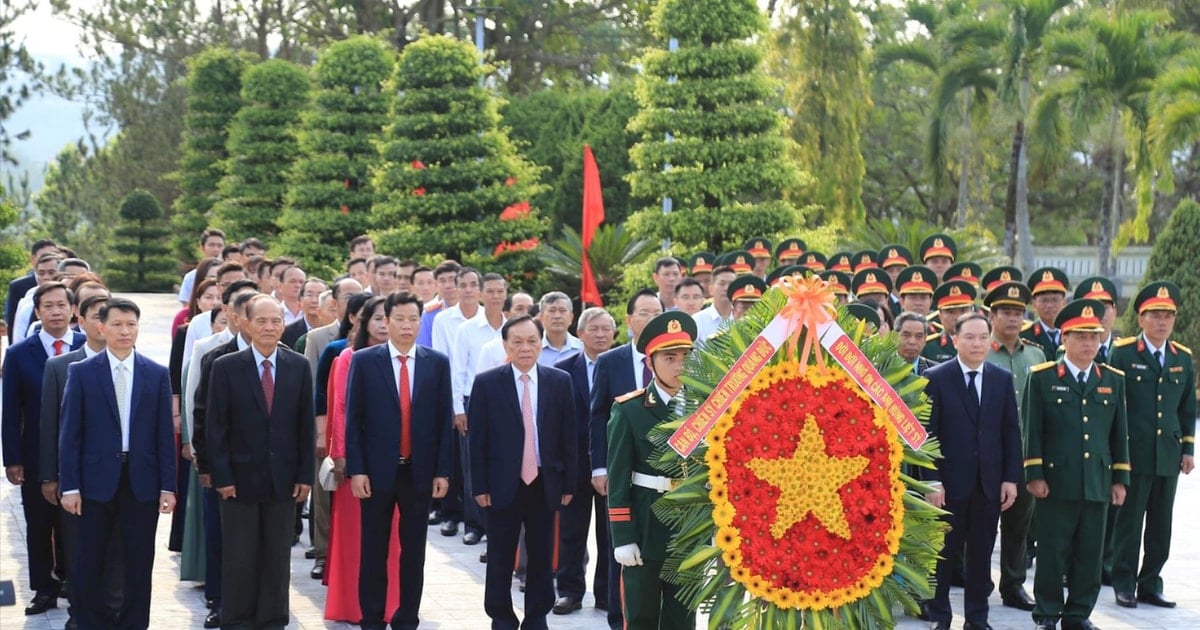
[108,189,177,291]
[279,36,394,278]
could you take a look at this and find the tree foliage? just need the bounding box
[108,188,176,291]
[1124,198,1200,352]
[0,184,26,304]
[280,36,393,279]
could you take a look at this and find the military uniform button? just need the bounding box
[1084,452,1091,459]
[1157,429,1163,435]
[1083,416,1089,423]
[1158,412,1163,418]
[1084,434,1090,441]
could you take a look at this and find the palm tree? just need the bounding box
[538,224,653,304]
[1148,48,1200,203]
[1032,8,1192,276]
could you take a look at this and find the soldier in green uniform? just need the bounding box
[895,265,939,319]
[1074,277,1119,364]
[852,249,879,273]
[799,251,826,273]
[878,244,914,317]
[919,232,957,281]
[985,281,1045,611]
[943,261,983,289]
[1020,267,1070,359]
[743,238,773,278]
[819,270,852,306]
[851,268,893,311]
[922,280,977,363]
[727,275,767,321]
[775,238,806,266]
[1109,281,1196,610]
[981,266,1023,296]
[1023,299,1130,630]
[827,252,854,273]
[721,250,754,276]
[607,311,698,630]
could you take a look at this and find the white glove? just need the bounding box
[614,543,643,567]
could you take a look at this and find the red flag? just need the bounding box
[581,145,605,306]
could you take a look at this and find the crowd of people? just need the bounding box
[1,228,1193,630]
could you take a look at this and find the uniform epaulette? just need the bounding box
[1172,341,1192,356]
[1030,361,1057,373]
[1019,338,1043,349]
[925,332,941,342]
[1113,336,1137,348]
[614,388,645,404]
[1102,364,1125,377]
[1021,321,1034,332]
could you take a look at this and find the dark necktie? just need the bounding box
[261,359,274,415]
[399,355,412,458]
[53,339,65,356]
[1077,370,1087,388]
[965,370,980,416]
[641,357,652,390]
[1154,349,1163,368]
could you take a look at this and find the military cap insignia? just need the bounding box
[667,320,682,334]
[1008,286,1021,298]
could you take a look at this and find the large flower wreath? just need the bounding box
[646,283,947,629]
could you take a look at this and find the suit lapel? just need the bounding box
[503,364,523,424]
[96,354,121,425]
[408,346,424,408]
[127,354,148,425]
[271,349,293,417]
[245,350,270,417]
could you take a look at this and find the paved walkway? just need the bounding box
[2,292,1198,629]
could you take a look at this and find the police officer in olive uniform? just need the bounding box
[1021,267,1071,360]
[922,280,977,363]
[1109,281,1196,610]
[1024,299,1130,630]
[607,312,698,630]
[984,281,1044,611]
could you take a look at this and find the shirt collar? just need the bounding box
[39,328,71,350]
[514,364,538,385]
[630,341,645,362]
[956,357,984,376]
[1141,334,1165,356]
[251,344,278,367]
[83,344,101,358]
[1063,357,1092,380]
[543,333,582,352]
[388,340,416,360]
[106,349,135,371]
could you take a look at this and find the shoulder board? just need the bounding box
[614,388,645,404]
[1021,321,1034,332]
[1019,338,1043,349]
[1030,361,1057,373]
[925,332,941,342]
[1172,341,1192,356]
[1113,336,1137,348]
[1102,364,1126,377]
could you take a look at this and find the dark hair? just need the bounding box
[352,296,388,349]
[954,312,992,334]
[302,277,327,294]
[216,261,245,279]
[100,297,140,321]
[456,267,482,285]
[339,292,373,340]
[626,288,662,315]
[481,272,506,286]
[209,305,225,324]
[78,294,110,318]
[675,277,705,295]
[200,228,225,246]
[37,252,64,266]
[384,291,423,317]
[710,265,736,278]
[232,290,259,316]
[397,258,417,270]
[30,239,57,256]
[243,255,265,275]
[894,311,928,332]
[410,265,433,282]
[654,256,681,273]
[67,274,105,294]
[270,257,296,275]
[34,282,73,309]
[349,235,373,249]
[194,257,222,283]
[221,245,241,259]
[222,279,259,304]
[373,255,397,268]
[434,260,462,278]
[188,279,220,321]
[503,292,532,313]
[239,237,265,253]
[501,314,543,341]
[347,256,367,271]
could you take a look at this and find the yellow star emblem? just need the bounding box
[747,416,867,540]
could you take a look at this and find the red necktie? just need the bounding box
[641,357,652,389]
[261,359,274,415]
[399,355,412,458]
[53,340,65,356]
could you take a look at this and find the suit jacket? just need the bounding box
[468,363,577,511]
[303,322,339,381]
[38,347,90,481]
[2,331,85,480]
[5,271,35,342]
[923,360,1022,502]
[589,343,637,472]
[1109,336,1196,476]
[344,344,454,493]
[206,345,315,503]
[191,336,242,475]
[282,318,310,351]
[556,351,594,487]
[58,352,176,503]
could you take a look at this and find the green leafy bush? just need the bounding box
[108,189,177,291]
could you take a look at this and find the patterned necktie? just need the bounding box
[519,373,538,484]
[53,339,65,356]
[114,363,129,447]
[399,355,412,458]
[261,359,274,415]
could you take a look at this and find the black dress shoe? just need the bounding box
[1063,620,1099,630]
[595,599,608,611]
[59,580,69,599]
[1137,591,1176,608]
[463,531,481,545]
[65,617,78,630]
[963,623,993,630]
[204,608,221,629]
[553,596,583,614]
[929,622,951,630]
[428,511,441,525]
[1114,591,1137,608]
[206,598,217,609]
[25,593,57,615]
[1001,589,1037,611]
[440,520,459,536]
[305,546,316,559]
[310,560,326,580]
[1034,624,1056,630]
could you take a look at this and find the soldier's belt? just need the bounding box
[632,472,683,493]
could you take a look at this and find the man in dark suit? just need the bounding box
[345,292,455,630]
[470,315,577,630]
[2,281,84,615]
[207,294,314,629]
[588,289,662,629]
[4,239,56,343]
[553,307,616,615]
[896,311,937,374]
[923,313,1022,630]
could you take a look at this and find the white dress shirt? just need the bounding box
[251,345,278,382]
[430,304,474,356]
[631,343,649,390]
[1142,335,1166,366]
[514,366,540,465]
[181,308,216,368]
[177,268,197,304]
[451,313,505,414]
[38,328,73,358]
[694,304,731,343]
[956,358,984,402]
[183,329,238,443]
[11,285,37,344]
[1063,357,1093,384]
[282,300,303,326]
[389,340,417,399]
[475,337,507,374]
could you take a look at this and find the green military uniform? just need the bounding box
[1020,267,1071,359]
[1108,282,1196,602]
[608,312,697,630]
[922,280,976,363]
[775,238,806,266]
[984,281,1045,606]
[1023,299,1130,628]
[852,249,878,272]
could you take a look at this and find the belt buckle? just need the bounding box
[667,478,683,492]
[397,457,411,465]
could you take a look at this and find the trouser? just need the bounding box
[219,499,295,629]
[556,478,609,602]
[359,463,433,630]
[458,407,485,535]
[928,487,1000,625]
[168,438,189,551]
[1112,472,1178,595]
[484,476,554,630]
[309,448,331,559]
[620,556,695,630]
[1033,499,1107,625]
[999,482,1035,596]
[21,479,62,594]
[61,507,124,620]
[202,487,223,604]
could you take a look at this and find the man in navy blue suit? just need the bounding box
[345,292,455,630]
[59,297,177,630]
[553,307,616,615]
[469,315,577,630]
[588,289,661,628]
[2,280,84,615]
[4,239,56,342]
[922,312,1023,630]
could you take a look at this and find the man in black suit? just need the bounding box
[281,277,328,349]
[4,239,56,342]
[896,311,938,374]
[588,289,662,628]
[207,294,314,629]
[553,307,616,615]
[922,313,1023,630]
[469,315,577,630]
[345,292,455,630]
[59,298,177,629]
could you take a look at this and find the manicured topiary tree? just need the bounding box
[171,48,250,261]
[108,189,177,291]
[1123,198,1200,352]
[625,0,806,253]
[214,59,310,243]
[279,36,394,278]
[371,35,546,289]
